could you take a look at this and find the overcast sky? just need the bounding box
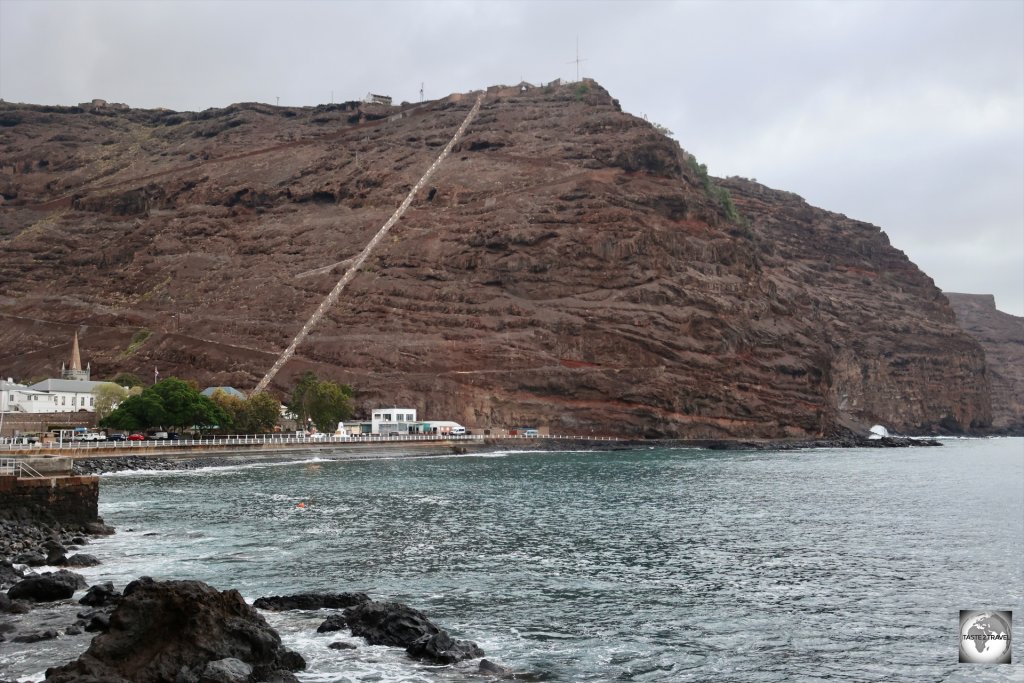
[2,0,1021,315]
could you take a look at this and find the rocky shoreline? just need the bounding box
[2,571,525,682]
[1,486,521,681]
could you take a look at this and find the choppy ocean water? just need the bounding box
[2,439,1022,682]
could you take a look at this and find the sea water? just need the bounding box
[2,439,1022,682]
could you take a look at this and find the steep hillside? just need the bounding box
[945,293,1024,433]
[0,81,991,436]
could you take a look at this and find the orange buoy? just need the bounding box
[296,502,305,509]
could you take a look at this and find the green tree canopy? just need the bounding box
[286,372,353,432]
[245,392,282,433]
[99,377,227,433]
[112,372,144,388]
[286,372,319,425]
[208,390,281,434]
[92,382,128,421]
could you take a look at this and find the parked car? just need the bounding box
[107,433,126,441]
[309,432,327,440]
[127,433,145,441]
[167,432,180,441]
[148,432,169,440]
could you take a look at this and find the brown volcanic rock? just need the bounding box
[945,293,1024,432]
[719,177,991,434]
[0,81,990,436]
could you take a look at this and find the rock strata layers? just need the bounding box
[0,81,991,436]
[945,293,1024,433]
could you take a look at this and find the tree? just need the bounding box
[286,372,319,425]
[209,390,281,434]
[92,382,128,421]
[112,372,144,388]
[100,394,161,432]
[99,377,227,434]
[245,392,282,433]
[208,389,245,432]
[286,373,353,432]
[306,381,353,432]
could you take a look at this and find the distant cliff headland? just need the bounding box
[0,80,1015,438]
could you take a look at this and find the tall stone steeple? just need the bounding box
[61,331,91,381]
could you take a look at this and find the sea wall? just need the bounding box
[0,474,99,527]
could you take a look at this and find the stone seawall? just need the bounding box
[0,474,99,527]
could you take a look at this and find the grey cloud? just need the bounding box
[1,0,1020,314]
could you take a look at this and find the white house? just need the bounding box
[371,407,417,435]
[0,379,59,414]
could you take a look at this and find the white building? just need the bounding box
[371,407,417,435]
[0,379,59,414]
[28,378,106,412]
[0,333,109,413]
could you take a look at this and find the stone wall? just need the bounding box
[0,475,99,527]
[0,411,96,437]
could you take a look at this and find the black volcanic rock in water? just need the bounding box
[78,581,121,607]
[253,591,370,611]
[7,570,86,602]
[343,600,485,664]
[43,577,306,683]
[344,600,441,647]
[407,630,485,664]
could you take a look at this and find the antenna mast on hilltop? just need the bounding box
[420,82,424,102]
[568,35,587,81]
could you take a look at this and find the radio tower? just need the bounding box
[420,82,424,102]
[568,35,587,81]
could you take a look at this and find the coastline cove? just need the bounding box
[2,440,1022,682]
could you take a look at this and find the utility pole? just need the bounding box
[420,82,424,103]
[276,96,279,107]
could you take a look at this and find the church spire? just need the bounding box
[61,331,90,381]
[70,331,82,371]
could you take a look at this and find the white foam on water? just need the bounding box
[100,456,333,479]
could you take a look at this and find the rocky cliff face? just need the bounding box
[945,293,1023,433]
[0,81,991,437]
